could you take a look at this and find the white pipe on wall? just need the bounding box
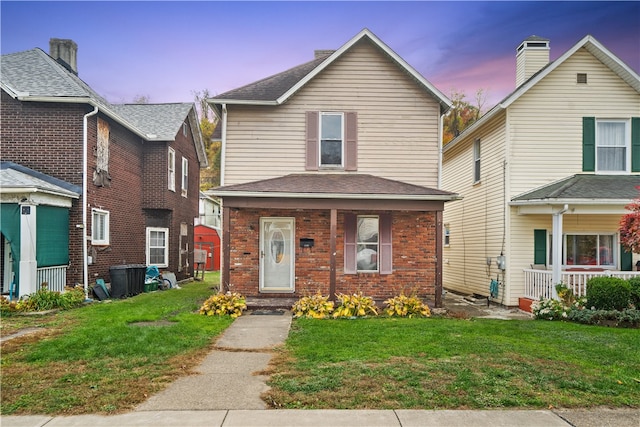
[83,106,99,298]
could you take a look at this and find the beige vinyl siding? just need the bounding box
[508,48,640,198]
[442,112,507,298]
[507,213,625,306]
[224,40,442,187]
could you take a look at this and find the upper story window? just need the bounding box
[583,117,639,173]
[305,111,358,171]
[320,112,344,167]
[182,122,188,137]
[168,147,176,191]
[473,139,481,183]
[181,157,188,197]
[91,208,110,245]
[596,119,629,172]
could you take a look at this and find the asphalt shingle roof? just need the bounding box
[212,55,330,102]
[213,174,457,199]
[0,161,81,198]
[1,48,198,144]
[512,174,640,201]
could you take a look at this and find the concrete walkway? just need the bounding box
[2,303,638,426]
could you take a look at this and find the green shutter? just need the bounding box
[0,204,21,288]
[534,229,547,265]
[632,117,640,172]
[620,245,633,271]
[36,206,70,267]
[582,117,595,172]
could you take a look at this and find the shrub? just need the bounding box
[292,293,334,319]
[567,308,640,328]
[1,286,86,313]
[532,284,586,321]
[199,291,246,318]
[628,276,640,309]
[383,293,431,318]
[586,277,630,311]
[332,292,378,318]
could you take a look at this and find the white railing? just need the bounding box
[37,265,68,293]
[524,269,640,300]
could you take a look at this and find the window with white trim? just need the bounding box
[181,156,188,197]
[444,224,450,246]
[147,227,169,267]
[596,119,629,172]
[91,208,110,245]
[320,112,344,167]
[473,139,481,183]
[168,147,176,191]
[356,216,379,272]
[549,233,616,267]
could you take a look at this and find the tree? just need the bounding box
[442,89,487,145]
[619,186,640,254]
[132,94,150,104]
[193,89,222,189]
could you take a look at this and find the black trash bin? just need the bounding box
[127,264,146,296]
[109,264,147,298]
[109,265,129,298]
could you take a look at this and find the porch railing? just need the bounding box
[36,265,68,293]
[523,268,640,300]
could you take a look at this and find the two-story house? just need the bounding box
[208,29,458,307]
[1,39,207,298]
[441,35,640,309]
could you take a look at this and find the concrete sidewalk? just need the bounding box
[3,408,639,427]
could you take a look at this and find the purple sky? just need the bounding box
[2,1,639,109]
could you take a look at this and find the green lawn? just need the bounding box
[1,273,229,415]
[264,317,640,409]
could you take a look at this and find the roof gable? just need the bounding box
[444,35,640,153]
[1,46,207,165]
[210,29,451,114]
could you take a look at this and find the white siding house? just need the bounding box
[442,35,640,308]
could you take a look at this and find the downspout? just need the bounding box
[83,105,99,299]
[551,204,569,298]
[220,104,227,187]
[438,111,443,189]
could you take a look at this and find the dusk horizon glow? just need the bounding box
[2,1,638,111]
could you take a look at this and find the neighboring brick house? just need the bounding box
[441,35,640,309]
[0,39,207,297]
[209,29,458,306]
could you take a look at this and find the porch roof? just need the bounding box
[211,174,459,202]
[511,174,640,206]
[0,161,81,199]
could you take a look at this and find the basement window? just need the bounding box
[577,73,587,84]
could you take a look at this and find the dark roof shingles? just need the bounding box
[512,174,640,201]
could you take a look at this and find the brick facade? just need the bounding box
[226,207,438,300]
[1,91,200,287]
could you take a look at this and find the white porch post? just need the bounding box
[551,204,569,299]
[19,202,37,297]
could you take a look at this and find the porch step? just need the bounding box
[246,297,297,311]
[463,294,489,305]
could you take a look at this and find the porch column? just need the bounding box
[329,209,337,301]
[19,202,37,297]
[551,204,568,299]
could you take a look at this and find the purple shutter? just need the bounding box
[379,213,392,274]
[305,111,319,171]
[344,112,358,171]
[344,213,357,274]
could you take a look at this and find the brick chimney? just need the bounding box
[516,36,550,87]
[49,38,78,74]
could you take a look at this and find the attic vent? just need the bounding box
[517,41,549,52]
[577,73,588,84]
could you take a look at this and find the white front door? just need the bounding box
[260,218,295,292]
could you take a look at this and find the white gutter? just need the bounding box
[438,112,443,189]
[83,106,99,299]
[220,104,228,186]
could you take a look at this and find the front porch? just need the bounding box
[523,268,640,300]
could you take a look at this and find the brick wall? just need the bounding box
[1,92,201,286]
[226,208,437,300]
